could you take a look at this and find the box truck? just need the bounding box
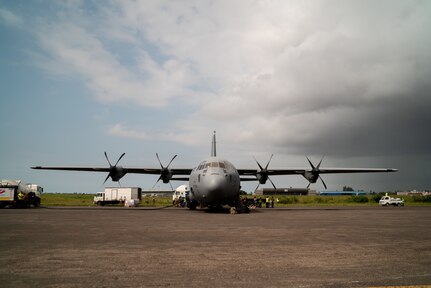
[94,187,142,206]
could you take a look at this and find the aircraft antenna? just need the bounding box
[211,131,217,157]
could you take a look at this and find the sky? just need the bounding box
[1,0,430,193]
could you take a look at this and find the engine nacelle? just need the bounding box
[104,152,127,184]
[302,171,318,183]
[160,168,173,184]
[256,173,268,184]
[110,166,126,182]
[161,172,173,183]
[155,153,177,186]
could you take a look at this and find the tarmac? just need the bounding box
[0,206,430,288]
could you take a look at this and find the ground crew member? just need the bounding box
[18,191,25,201]
[265,197,270,208]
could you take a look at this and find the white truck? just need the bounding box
[0,179,43,208]
[172,185,190,201]
[94,187,142,206]
[379,194,404,206]
[172,185,190,206]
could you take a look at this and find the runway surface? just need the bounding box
[1,206,430,287]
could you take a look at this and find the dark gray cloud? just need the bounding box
[286,90,431,157]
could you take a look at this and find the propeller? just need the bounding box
[254,154,277,192]
[153,153,177,190]
[304,156,327,189]
[103,152,126,184]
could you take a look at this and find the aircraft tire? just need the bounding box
[188,200,197,210]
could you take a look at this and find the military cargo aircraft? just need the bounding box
[32,132,397,211]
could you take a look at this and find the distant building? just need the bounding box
[319,191,367,196]
[255,188,315,196]
[397,190,430,196]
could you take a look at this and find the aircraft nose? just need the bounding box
[200,174,232,205]
[206,175,225,193]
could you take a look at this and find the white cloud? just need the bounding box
[29,4,206,108]
[25,0,431,158]
[0,8,24,28]
[108,123,199,146]
[108,123,151,140]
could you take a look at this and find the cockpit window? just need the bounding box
[199,161,227,169]
[198,162,207,170]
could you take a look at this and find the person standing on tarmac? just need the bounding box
[16,191,26,208]
[17,191,25,201]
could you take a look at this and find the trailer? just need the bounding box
[0,179,42,208]
[94,187,142,206]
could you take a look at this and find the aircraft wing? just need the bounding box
[124,168,192,175]
[238,168,303,176]
[238,168,398,176]
[306,168,398,174]
[238,167,397,189]
[31,166,192,175]
[31,166,192,184]
[31,166,112,172]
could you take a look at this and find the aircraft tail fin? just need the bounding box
[211,131,217,157]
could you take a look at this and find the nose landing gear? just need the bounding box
[230,197,250,214]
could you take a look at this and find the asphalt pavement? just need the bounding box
[1,206,430,287]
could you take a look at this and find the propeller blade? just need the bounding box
[114,153,126,166]
[103,173,111,184]
[254,182,261,193]
[265,154,274,170]
[253,156,264,170]
[306,156,315,170]
[104,152,112,167]
[316,156,325,169]
[152,177,161,188]
[166,154,178,168]
[268,177,277,190]
[156,153,163,169]
[254,154,274,171]
[319,176,328,190]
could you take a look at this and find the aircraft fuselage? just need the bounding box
[189,156,240,207]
